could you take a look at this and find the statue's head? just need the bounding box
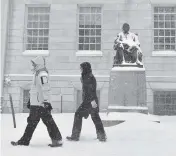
[122,23,130,33]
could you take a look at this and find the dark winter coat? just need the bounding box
[80,62,98,108]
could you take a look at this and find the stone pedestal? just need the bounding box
[108,66,148,113]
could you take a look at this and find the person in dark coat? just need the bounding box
[66,62,107,142]
[11,56,62,147]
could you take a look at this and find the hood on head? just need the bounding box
[80,62,92,75]
[31,56,45,66]
[31,56,46,72]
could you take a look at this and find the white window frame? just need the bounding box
[76,4,103,57]
[152,5,176,56]
[23,4,50,56]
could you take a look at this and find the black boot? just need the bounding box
[66,136,79,141]
[48,140,63,147]
[11,141,29,146]
[97,133,107,142]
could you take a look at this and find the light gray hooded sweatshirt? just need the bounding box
[30,56,51,106]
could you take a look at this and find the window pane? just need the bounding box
[159,37,164,43]
[154,30,158,36]
[85,29,90,36]
[79,29,84,36]
[159,22,164,28]
[91,7,101,13]
[165,37,170,43]
[33,30,38,36]
[91,29,96,35]
[27,22,33,28]
[154,45,158,50]
[165,22,171,28]
[154,37,159,43]
[165,14,171,20]
[79,37,84,43]
[79,44,83,50]
[171,30,175,36]
[33,22,39,28]
[171,22,175,28]
[171,45,175,50]
[159,45,164,50]
[44,29,49,36]
[165,30,171,36]
[27,37,32,43]
[165,45,171,50]
[83,44,89,50]
[159,30,164,36]
[28,15,33,21]
[159,14,164,20]
[96,37,101,43]
[96,44,101,50]
[165,7,174,13]
[158,7,164,13]
[154,22,158,28]
[90,44,95,50]
[85,37,89,43]
[95,14,101,25]
[96,29,101,36]
[171,37,175,43]
[154,15,158,20]
[90,37,96,43]
[80,7,91,13]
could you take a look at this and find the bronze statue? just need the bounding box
[113,23,143,67]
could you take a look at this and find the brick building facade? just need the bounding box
[1,0,176,115]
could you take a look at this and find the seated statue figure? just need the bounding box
[113,23,143,66]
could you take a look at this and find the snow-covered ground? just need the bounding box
[1,113,176,156]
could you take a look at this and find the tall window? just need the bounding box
[153,7,176,51]
[25,6,50,50]
[78,6,102,51]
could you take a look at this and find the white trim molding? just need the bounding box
[22,50,50,56]
[152,51,176,57]
[76,50,103,57]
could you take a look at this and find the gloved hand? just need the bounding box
[43,101,53,111]
[91,100,98,108]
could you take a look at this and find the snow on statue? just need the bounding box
[113,23,143,66]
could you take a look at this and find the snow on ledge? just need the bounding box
[112,67,145,71]
[152,51,176,57]
[108,106,148,110]
[76,51,103,57]
[4,74,109,78]
[22,50,49,56]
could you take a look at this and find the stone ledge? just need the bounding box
[76,51,103,57]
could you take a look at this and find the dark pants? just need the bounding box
[18,106,62,145]
[71,105,106,139]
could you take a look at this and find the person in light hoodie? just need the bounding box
[11,56,62,147]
